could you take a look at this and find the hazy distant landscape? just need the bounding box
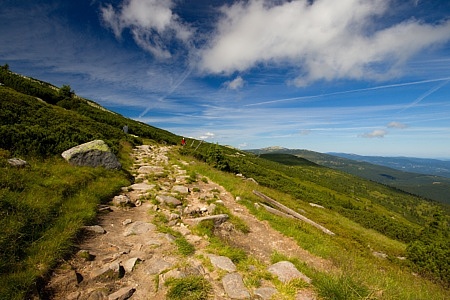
[329,153,450,178]
[249,147,450,204]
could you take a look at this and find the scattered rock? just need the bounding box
[129,183,155,192]
[91,263,124,281]
[122,257,141,273]
[309,203,324,209]
[172,185,189,194]
[123,221,156,236]
[145,259,172,275]
[61,140,121,170]
[373,251,388,259]
[222,273,250,299]
[108,286,135,300]
[86,289,108,300]
[208,254,236,272]
[138,165,164,174]
[246,178,258,185]
[7,157,28,167]
[122,219,132,226]
[112,195,130,206]
[155,195,182,206]
[169,213,180,220]
[184,214,229,226]
[267,261,311,284]
[254,287,277,300]
[83,225,106,234]
[207,203,217,214]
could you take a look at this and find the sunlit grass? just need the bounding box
[177,149,450,300]
[0,157,129,299]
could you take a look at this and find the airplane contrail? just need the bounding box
[398,79,449,113]
[139,66,192,118]
[244,77,450,107]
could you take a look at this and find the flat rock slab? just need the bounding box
[144,259,172,275]
[222,273,250,299]
[183,214,229,226]
[208,254,236,272]
[123,221,156,236]
[130,183,155,192]
[156,195,182,206]
[138,165,164,174]
[123,257,141,273]
[108,286,135,300]
[83,225,106,234]
[254,287,278,300]
[267,261,312,284]
[171,185,189,194]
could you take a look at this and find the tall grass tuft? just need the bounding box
[165,276,212,300]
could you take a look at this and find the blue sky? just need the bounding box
[1,0,450,158]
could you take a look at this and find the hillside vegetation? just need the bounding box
[1,66,449,298]
[252,148,450,204]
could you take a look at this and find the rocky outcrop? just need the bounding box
[7,158,28,167]
[61,140,121,170]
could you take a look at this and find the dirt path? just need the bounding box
[45,144,333,299]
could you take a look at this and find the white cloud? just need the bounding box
[199,132,215,140]
[100,0,193,58]
[225,76,245,90]
[387,121,407,129]
[360,129,387,138]
[199,0,450,85]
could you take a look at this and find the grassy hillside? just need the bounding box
[251,148,450,204]
[182,144,449,287]
[1,67,449,298]
[0,66,183,299]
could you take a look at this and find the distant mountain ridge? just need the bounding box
[248,147,450,204]
[328,153,450,178]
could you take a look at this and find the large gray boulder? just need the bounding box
[61,140,121,170]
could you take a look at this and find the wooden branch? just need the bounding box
[253,190,335,236]
[260,203,294,219]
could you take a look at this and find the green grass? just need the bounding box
[151,211,196,256]
[0,156,129,299]
[177,150,450,299]
[165,275,212,300]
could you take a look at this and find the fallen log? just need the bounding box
[260,203,294,219]
[253,190,335,236]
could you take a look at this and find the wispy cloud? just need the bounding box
[224,76,245,90]
[360,129,388,138]
[244,77,450,107]
[387,121,408,129]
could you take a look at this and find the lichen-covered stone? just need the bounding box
[61,140,121,170]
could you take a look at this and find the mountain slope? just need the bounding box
[330,153,450,178]
[249,148,450,204]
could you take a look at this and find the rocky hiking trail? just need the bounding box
[45,144,333,299]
